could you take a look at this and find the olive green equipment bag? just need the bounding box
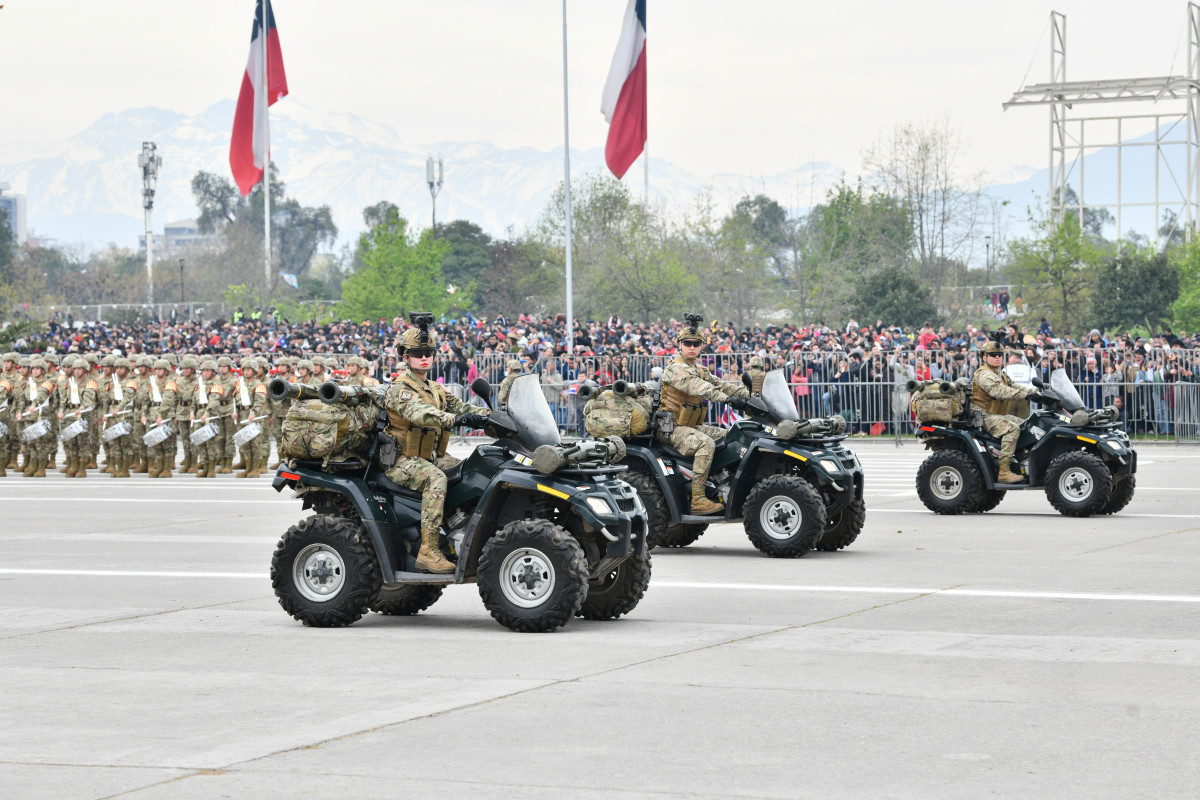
[908,379,965,424]
[583,389,652,439]
[280,399,375,468]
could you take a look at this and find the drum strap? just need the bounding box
[69,377,80,406]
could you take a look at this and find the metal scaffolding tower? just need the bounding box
[1004,4,1200,244]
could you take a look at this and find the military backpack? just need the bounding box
[909,380,966,425]
[280,400,375,468]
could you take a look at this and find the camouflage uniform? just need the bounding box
[341,356,379,388]
[130,356,154,472]
[58,357,98,478]
[0,364,14,477]
[16,358,55,477]
[659,322,749,514]
[2,353,19,469]
[384,316,488,574]
[83,353,102,468]
[233,358,269,478]
[971,344,1036,481]
[174,356,200,473]
[104,358,137,478]
[217,357,238,472]
[496,360,522,409]
[145,359,179,478]
[44,353,63,469]
[195,359,225,478]
[96,356,115,471]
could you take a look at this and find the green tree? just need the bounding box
[1091,248,1179,332]
[1008,212,1102,336]
[476,237,561,318]
[0,209,14,275]
[437,220,493,295]
[852,263,937,328]
[1171,237,1200,330]
[340,215,449,322]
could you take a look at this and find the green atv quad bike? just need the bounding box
[616,369,866,557]
[915,369,1137,517]
[268,374,650,633]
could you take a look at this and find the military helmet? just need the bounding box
[506,359,521,372]
[980,340,1005,356]
[346,355,365,368]
[296,359,314,372]
[137,355,154,368]
[29,356,46,370]
[18,356,31,368]
[84,353,100,367]
[749,355,764,368]
[114,357,131,369]
[151,358,170,370]
[677,313,709,344]
[198,358,216,371]
[3,351,18,364]
[101,355,115,367]
[217,356,233,368]
[44,353,60,366]
[239,358,258,373]
[180,355,200,370]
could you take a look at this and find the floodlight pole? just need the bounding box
[138,141,162,307]
[427,155,444,236]
[562,0,574,356]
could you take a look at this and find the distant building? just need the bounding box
[138,219,218,254]
[0,182,28,245]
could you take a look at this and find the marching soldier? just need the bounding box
[145,358,178,478]
[294,359,314,385]
[310,357,326,385]
[97,355,115,472]
[195,358,225,479]
[130,356,154,473]
[267,357,294,469]
[233,358,269,478]
[83,353,101,469]
[251,357,272,475]
[104,357,137,478]
[15,356,55,477]
[342,356,379,388]
[216,356,238,473]
[971,340,1047,484]
[383,314,489,574]
[0,361,13,477]
[174,355,200,473]
[58,355,98,478]
[496,359,522,409]
[2,352,19,468]
[44,353,63,471]
[658,315,750,515]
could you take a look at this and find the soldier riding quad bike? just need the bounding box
[605,369,865,557]
[268,374,649,633]
[914,369,1136,517]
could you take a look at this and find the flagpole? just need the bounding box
[562,0,574,358]
[644,144,649,206]
[262,0,272,295]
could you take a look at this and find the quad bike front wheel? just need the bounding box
[370,584,444,616]
[1100,474,1136,515]
[816,498,865,551]
[1045,450,1113,517]
[916,450,984,515]
[743,475,826,558]
[271,514,380,627]
[478,519,589,633]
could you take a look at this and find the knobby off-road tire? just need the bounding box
[817,498,866,551]
[658,522,708,549]
[370,584,444,616]
[968,490,1005,513]
[271,514,381,627]
[620,469,684,548]
[477,519,588,633]
[916,450,985,515]
[1099,474,1136,515]
[743,475,826,558]
[1045,450,1113,517]
[578,549,651,620]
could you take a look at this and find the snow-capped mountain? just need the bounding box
[0,101,846,251]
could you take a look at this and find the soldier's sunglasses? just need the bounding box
[406,348,435,358]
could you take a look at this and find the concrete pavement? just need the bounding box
[1,441,1198,798]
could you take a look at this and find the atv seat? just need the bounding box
[626,433,722,462]
[368,462,464,501]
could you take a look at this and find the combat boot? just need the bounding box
[689,484,724,516]
[195,462,208,478]
[113,456,129,478]
[0,461,6,477]
[416,530,455,574]
[204,460,218,478]
[182,453,195,474]
[997,459,1023,484]
[87,455,98,469]
[22,456,35,477]
[148,455,162,478]
[76,459,87,478]
[133,456,149,473]
[159,456,172,478]
[32,463,46,477]
[65,456,78,478]
[218,458,232,475]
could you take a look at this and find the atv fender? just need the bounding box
[730,438,850,518]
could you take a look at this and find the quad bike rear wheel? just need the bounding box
[271,515,380,627]
[916,450,985,515]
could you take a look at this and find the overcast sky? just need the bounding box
[0,0,1195,182]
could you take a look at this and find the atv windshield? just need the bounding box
[506,374,561,448]
[1050,369,1086,412]
[761,370,800,421]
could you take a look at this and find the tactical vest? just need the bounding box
[749,368,766,396]
[660,379,705,428]
[385,377,451,460]
[971,365,1011,416]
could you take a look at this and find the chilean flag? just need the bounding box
[600,0,647,180]
[230,0,289,196]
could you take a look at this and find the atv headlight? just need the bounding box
[586,496,614,516]
[1104,439,1125,452]
[819,458,841,474]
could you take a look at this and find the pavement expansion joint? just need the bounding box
[1078,525,1200,555]
[0,595,262,641]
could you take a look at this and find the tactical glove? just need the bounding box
[1027,392,1051,404]
[454,412,488,430]
[725,397,749,411]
